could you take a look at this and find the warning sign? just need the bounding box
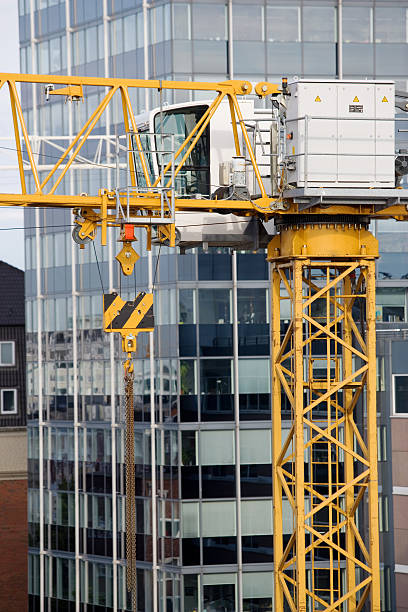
[353,96,360,103]
[382,96,389,103]
[315,96,321,102]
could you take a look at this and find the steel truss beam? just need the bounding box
[270,226,380,612]
[1,73,408,223]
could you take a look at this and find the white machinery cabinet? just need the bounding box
[285,79,395,188]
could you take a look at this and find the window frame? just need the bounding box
[1,388,17,415]
[0,341,15,366]
[392,373,408,417]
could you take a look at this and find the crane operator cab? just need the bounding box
[132,99,275,252]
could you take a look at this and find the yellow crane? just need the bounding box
[1,71,406,611]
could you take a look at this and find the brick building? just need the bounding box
[0,261,27,611]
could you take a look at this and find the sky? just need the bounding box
[0,0,24,270]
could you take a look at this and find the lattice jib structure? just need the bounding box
[269,220,380,612]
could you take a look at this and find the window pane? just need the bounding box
[192,4,225,40]
[72,29,85,66]
[375,7,406,43]
[241,464,272,498]
[240,429,271,464]
[241,500,272,536]
[203,583,235,608]
[238,289,266,324]
[303,7,336,42]
[179,289,194,324]
[86,25,98,63]
[198,250,232,280]
[376,44,408,77]
[238,359,269,394]
[303,42,336,75]
[38,40,49,72]
[394,376,408,414]
[173,4,190,40]
[2,390,16,413]
[194,40,227,73]
[181,502,199,538]
[198,289,230,324]
[1,342,14,365]
[202,465,235,498]
[267,42,302,75]
[56,297,67,330]
[49,36,61,71]
[376,288,405,305]
[233,41,265,75]
[182,431,196,466]
[242,572,273,599]
[233,5,263,41]
[200,430,235,465]
[343,43,374,76]
[54,233,66,267]
[237,252,267,280]
[202,501,236,537]
[180,360,196,395]
[124,13,136,52]
[266,7,299,42]
[343,7,371,43]
[173,40,193,72]
[155,106,210,196]
[200,359,232,394]
[378,252,408,282]
[111,18,123,55]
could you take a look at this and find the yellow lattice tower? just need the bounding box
[269,219,381,612]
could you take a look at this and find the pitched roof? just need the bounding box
[0,261,24,326]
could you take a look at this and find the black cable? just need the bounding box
[0,144,119,172]
[92,242,105,294]
[2,218,262,233]
[152,242,162,290]
[119,261,122,295]
[0,223,75,231]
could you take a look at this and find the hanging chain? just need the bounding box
[125,364,137,611]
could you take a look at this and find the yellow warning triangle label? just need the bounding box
[353,96,359,103]
[382,96,388,103]
[315,95,321,102]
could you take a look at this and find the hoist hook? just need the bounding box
[124,357,134,377]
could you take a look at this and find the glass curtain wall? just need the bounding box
[20,0,407,610]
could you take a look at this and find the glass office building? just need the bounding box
[19,0,408,610]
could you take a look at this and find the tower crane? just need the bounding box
[2,71,408,611]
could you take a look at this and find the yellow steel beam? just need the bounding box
[8,80,41,192]
[8,83,26,194]
[344,273,357,609]
[120,85,152,188]
[0,72,254,93]
[293,258,307,612]
[366,260,381,612]
[272,265,285,612]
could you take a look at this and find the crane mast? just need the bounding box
[270,223,380,611]
[2,71,408,611]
